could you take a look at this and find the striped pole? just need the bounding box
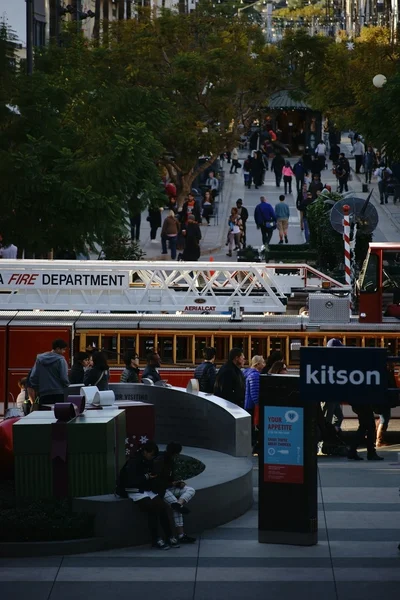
[343,204,351,286]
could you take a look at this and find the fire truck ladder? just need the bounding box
[0,260,347,315]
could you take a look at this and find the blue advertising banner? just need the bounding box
[300,347,387,403]
[264,406,304,484]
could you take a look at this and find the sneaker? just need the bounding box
[171,501,190,515]
[152,539,171,550]
[367,452,384,461]
[347,451,364,461]
[169,536,181,548]
[278,240,283,244]
[161,252,168,255]
[179,534,196,544]
[151,239,159,244]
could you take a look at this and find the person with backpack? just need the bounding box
[117,441,178,550]
[194,347,217,393]
[374,163,392,204]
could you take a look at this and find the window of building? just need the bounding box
[33,19,46,47]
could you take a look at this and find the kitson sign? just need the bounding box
[300,347,387,403]
[0,271,128,289]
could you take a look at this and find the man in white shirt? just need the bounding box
[315,140,327,171]
[352,138,365,173]
[0,233,18,258]
[205,171,219,198]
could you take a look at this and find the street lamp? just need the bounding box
[372,74,387,88]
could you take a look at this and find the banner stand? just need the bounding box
[258,374,318,546]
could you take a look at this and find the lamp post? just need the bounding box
[26,0,34,75]
[372,74,387,88]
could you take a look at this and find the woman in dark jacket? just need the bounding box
[148,206,162,241]
[69,352,89,385]
[251,151,265,189]
[182,215,202,261]
[83,351,110,391]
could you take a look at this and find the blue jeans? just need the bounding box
[162,235,177,259]
[303,217,310,242]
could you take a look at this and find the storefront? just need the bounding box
[264,90,322,154]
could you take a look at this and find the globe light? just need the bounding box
[372,74,387,88]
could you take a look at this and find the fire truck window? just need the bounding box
[289,338,302,365]
[384,338,397,355]
[215,336,229,363]
[269,337,286,362]
[120,336,136,357]
[158,336,174,364]
[365,338,377,347]
[101,335,118,363]
[307,337,324,347]
[251,337,267,358]
[359,253,378,292]
[139,336,155,359]
[176,336,192,363]
[345,337,361,347]
[85,336,99,352]
[195,337,212,363]
[232,337,247,358]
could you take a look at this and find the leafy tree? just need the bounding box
[0,32,167,254]
[108,10,284,203]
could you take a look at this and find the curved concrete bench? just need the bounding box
[72,447,253,549]
[109,383,251,457]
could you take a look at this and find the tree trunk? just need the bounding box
[126,1,132,19]
[177,171,195,208]
[103,0,109,45]
[118,0,125,20]
[93,0,101,43]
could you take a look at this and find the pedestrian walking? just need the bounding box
[182,214,202,261]
[130,212,141,242]
[296,183,308,232]
[230,148,241,174]
[161,210,180,259]
[147,206,162,243]
[282,161,294,194]
[352,138,365,174]
[201,191,214,225]
[214,348,245,407]
[244,355,265,453]
[293,159,305,193]
[250,151,264,189]
[275,194,290,244]
[315,139,327,171]
[309,174,323,200]
[363,146,376,184]
[236,199,248,247]
[194,347,217,394]
[374,163,392,204]
[336,153,350,193]
[299,191,314,243]
[271,153,285,187]
[254,196,277,246]
[243,154,253,188]
[226,207,243,257]
[302,148,313,173]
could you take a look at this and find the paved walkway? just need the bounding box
[1,447,399,600]
[139,139,400,263]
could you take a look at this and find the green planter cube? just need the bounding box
[13,410,126,500]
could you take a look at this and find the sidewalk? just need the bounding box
[2,447,399,600]
[139,141,400,263]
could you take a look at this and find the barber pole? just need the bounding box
[343,204,351,286]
